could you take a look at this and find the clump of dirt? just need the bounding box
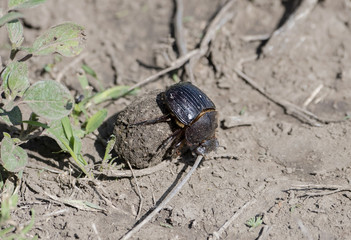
[114,89,175,168]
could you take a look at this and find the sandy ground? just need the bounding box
[1,0,351,239]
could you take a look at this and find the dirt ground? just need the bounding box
[1,0,351,239]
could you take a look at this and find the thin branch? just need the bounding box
[127,49,199,93]
[190,0,236,69]
[234,66,321,126]
[303,84,323,108]
[56,52,88,83]
[233,65,347,126]
[257,225,272,240]
[120,155,204,240]
[92,223,102,240]
[126,159,144,220]
[174,0,194,82]
[240,33,271,42]
[126,0,236,93]
[287,184,351,197]
[208,199,256,240]
[94,160,170,178]
[263,0,318,56]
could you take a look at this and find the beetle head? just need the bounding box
[194,138,219,156]
[185,110,218,146]
[184,110,218,156]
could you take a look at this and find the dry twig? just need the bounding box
[208,199,256,240]
[287,184,351,197]
[94,160,170,178]
[234,63,347,126]
[126,0,236,93]
[257,225,272,240]
[92,223,102,240]
[234,66,323,126]
[240,33,271,42]
[56,52,88,83]
[126,159,144,220]
[174,0,194,82]
[189,0,236,70]
[20,209,70,227]
[233,1,347,126]
[303,84,323,108]
[120,155,204,240]
[263,0,319,56]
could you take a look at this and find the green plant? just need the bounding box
[0,192,37,240]
[1,0,140,176]
[0,155,37,239]
[245,215,263,229]
[0,0,140,237]
[0,0,86,174]
[0,0,87,237]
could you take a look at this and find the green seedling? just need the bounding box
[82,63,104,91]
[0,164,37,239]
[103,135,117,164]
[46,117,91,177]
[289,204,301,213]
[245,215,263,229]
[239,106,247,116]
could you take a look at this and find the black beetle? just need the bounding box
[134,82,218,156]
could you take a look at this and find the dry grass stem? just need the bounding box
[126,159,144,220]
[209,199,256,240]
[127,0,236,93]
[120,155,204,240]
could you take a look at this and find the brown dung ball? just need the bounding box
[113,90,174,169]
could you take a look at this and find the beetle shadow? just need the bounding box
[20,136,79,175]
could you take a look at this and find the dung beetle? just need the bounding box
[135,82,218,156]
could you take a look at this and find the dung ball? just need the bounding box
[113,90,174,169]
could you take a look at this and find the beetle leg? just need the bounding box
[171,139,187,157]
[155,128,183,153]
[150,128,183,161]
[131,114,171,126]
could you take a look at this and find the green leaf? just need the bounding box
[46,119,69,151]
[103,135,116,163]
[46,119,90,176]
[81,64,104,91]
[23,80,74,120]
[82,64,97,79]
[0,12,23,27]
[47,118,87,166]
[61,117,83,160]
[29,22,86,57]
[61,116,74,141]
[7,19,24,48]
[0,133,28,172]
[1,61,30,99]
[0,106,22,125]
[22,120,49,128]
[8,0,47,10]
[92,86,138,104]
[77,70,91,97]
[85,109,107,134]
